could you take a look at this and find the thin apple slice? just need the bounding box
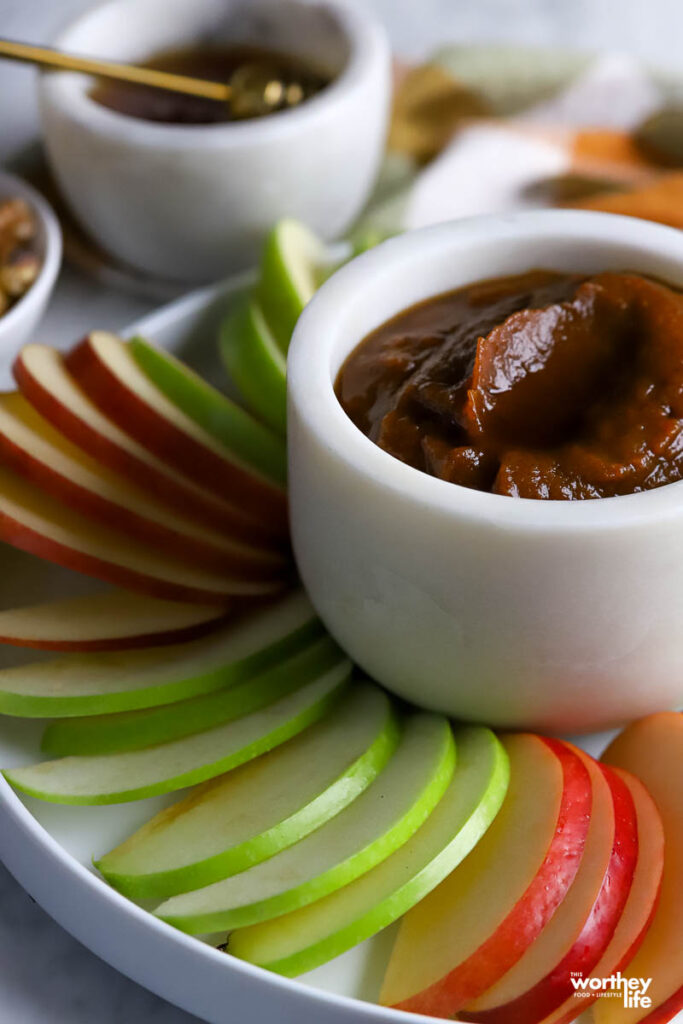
[638,990,683,1024]
[3,661,354,804]
[42,636,343,755]
[156,713,455,933]
[0,392,287,578]
[464,749,638,1024]
[228,726,509,977]
[381,736,592,1016]
[257,219,327,351]
[220,298,287,435]
[65,332,287,528]
[538,767,665,1024]
[96,683,402,901]
[129,338,286,486]
[14,344,282,545]
[0,590,319,717]
[0,588,228,652]
[597,712,683,1024]
[0,462,278,604]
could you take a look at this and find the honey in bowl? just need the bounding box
[89,43,331,124]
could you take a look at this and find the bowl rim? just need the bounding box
[288,209,683,533]
[0,170,63,347]
[40,0,389,147]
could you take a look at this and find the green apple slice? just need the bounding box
[96,686,401,901]
[156,713,455,933]
[257,219,327,351]
[0,591,320,718]
[42,636,343,755]
[219,299,286,436]
[129,338,287,486]
[228,726,509,977]
[3,662,357,805]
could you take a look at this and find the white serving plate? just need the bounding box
[0,275,645,1024]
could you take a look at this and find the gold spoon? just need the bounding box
[0,38,309,118]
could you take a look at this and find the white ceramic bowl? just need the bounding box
[39,0,390,284]
[288,210,683,734]
[0,171,62,369]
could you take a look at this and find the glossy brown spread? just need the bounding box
[90,45,330,124]
[336,270,683,499]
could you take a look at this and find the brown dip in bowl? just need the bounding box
[336,270,683,499]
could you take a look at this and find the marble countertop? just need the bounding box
[0,1,680,1021]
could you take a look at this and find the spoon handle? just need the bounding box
[0,38,231,102]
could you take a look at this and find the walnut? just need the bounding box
[0,197,42,317]
[1,253,41,297]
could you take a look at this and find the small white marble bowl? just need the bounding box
[39,0,390,284]
[288,210,683,734]
[0,170,62,362]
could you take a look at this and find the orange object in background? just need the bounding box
[571,172,683,231]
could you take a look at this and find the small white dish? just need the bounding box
[0,170,62,364]
[288,209,683,734]
[39,0,391,284]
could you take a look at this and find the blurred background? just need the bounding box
[2,0,682,162]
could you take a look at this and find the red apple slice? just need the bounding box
[64,332,287,529]
[465,747,638,1024]
[0,392,287,580]
[538,767,664,1024]
[0,589,228,651]
[14,345,285,545]
[638,989,683,1024]
[0,462,281,604]
[381,735,592,1016]
[597,712,683,1024]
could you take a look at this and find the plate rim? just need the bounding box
[0,275,442,1024]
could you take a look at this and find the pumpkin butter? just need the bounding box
[336,270,683,499]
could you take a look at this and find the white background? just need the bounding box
[0,1,680,1021]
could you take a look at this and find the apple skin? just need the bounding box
[155,715,455,934]
[0,593,321,719]
[227,726,510,978]
[537,767,664,1024]
[64,333,288,530]
[389,737,592,1017]
[41,636,344,756]
[14,346,283,547]
[0,486,281,607]
[465,755,639,1024]
[0,617,224,652]
[597,713,683,1024]
[220,299,287,436]
[3,666,352,805]
[0,415,289,582]
[256,219,324,352]
[0,592,229,652]
[129,337,287,486]
[637,987,683,1024]
[96,682,402,902]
